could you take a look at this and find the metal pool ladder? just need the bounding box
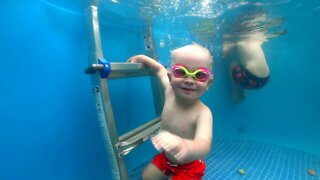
[84,4,165,180]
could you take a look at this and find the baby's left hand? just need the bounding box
[151,131,188,162]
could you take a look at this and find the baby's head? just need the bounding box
[168,43,214,100]
[170,43,213,71]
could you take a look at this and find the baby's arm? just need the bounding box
[183,107,213,161]
[128,55,169,90]
[152,107,213,163]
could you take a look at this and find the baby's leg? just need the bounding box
[142,163,168,180]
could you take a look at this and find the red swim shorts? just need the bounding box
[152,152,206,180]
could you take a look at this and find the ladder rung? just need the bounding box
[85,62,154,79]
[117,117,161,157]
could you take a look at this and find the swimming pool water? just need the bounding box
[0,0,319,179]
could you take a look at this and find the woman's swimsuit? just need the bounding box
[232,65,269,89]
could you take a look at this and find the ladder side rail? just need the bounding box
[143,25,165,117]
[85,5,128,180]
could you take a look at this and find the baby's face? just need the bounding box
[170,51,213,100]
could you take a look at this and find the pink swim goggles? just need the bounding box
[171,64,211,82]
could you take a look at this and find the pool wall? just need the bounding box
[0,0,319,179]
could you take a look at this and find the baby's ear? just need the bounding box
[207,75,214,90]
[167,72,172,82]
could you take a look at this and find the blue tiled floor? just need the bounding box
[129,140,320,180]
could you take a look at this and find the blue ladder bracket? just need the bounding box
[98,58,111,78]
